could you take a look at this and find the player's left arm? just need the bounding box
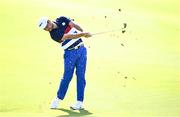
[69,21,83,32]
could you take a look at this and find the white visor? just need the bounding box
[38,17,48,29]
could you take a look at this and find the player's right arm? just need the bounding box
[69,21,83,32]
[53,16,92,43]
[61,32,91,41]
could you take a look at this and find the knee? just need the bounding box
[77,78,86,85]
[61,77,72,84]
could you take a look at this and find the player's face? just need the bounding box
[44,20,53,31]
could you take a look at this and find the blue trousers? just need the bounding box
[57,46,87,101]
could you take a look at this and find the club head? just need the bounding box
[122,30,126,33]
[123,23,127,28]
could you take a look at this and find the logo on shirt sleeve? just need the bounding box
[62,22,66,26]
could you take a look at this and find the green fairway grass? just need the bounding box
[0,0,180,117]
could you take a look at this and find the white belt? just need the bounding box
[67,42,84,50]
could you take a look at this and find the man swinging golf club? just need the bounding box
[38,16,92,110]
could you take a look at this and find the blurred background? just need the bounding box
[0,0,180,117]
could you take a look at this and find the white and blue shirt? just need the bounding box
[50,16,83,50]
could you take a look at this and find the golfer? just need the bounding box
[38,16,92,110]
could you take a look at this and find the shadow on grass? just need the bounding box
[56,108,93,117]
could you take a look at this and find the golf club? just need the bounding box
[92,23,127,36]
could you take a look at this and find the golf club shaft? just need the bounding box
[92,28,124,36]
[92,23,127,36]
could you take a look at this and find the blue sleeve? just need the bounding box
[50,16,71,43]
[56,16,71,26]
[50,30,64,43]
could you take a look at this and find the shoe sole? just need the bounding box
[50,108,58,110]
[70,106,84,110]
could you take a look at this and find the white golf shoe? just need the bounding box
[50,97,61,109]
[70,101,84,110]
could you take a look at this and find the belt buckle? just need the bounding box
[67,46,78,50]
[74,46,79,49]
